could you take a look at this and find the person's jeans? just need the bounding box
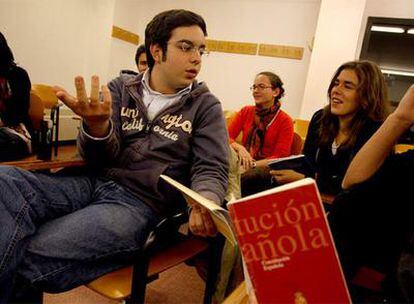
[0,165,160,303]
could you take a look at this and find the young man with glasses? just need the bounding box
[0,9,229,302]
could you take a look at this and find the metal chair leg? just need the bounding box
[204,235,224,304]
[54,106,59,156]
[127,251,151,304]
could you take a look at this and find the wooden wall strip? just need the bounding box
[258,44,304,60]
[206,39,257,55]
[112,26,139,45]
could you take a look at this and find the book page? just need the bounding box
[229,178,316,204]
[267,154,305,164]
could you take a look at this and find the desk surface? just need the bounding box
[1,145,85,171]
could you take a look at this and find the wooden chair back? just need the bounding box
[395,144,414,154]
[31,84,60,156]
[290,132,304,155]
[31,84,58,109]
[29,92,45,131]
[294,119,310,140]
[224,110,243,144]
[224,110,237,127]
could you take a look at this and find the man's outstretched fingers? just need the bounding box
[101,85,112,106]
[90,75,100,105]
[75,76,88,104]
[53,85,77,109]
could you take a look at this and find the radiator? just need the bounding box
[45,106,81,141]
[58,113,81,141]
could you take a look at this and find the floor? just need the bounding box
[43,263,205,304]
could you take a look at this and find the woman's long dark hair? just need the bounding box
[319,60,389,148]
[0,32,16,74]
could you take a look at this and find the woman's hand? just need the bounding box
[270,169,304,185]
[231,142,256,171]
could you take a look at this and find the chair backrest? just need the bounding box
[224,110,243,144]
[31,84,61,156]
[29,92,45,131]
[395,144,414,154]
[31,84,58,109]
[294,119,310,140]
[290,132,303,155]
[224,110,237,127]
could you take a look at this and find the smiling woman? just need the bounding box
[228,71,294,196]
[270,60,389,195]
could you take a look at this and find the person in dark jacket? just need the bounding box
[271,60,388,195]
[0,32,32,161]
[119,44,147,76]
[0,9,229,302]
[328,85,414,302]
[135,44,148,73]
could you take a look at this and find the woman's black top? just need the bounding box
[303,109,381,194]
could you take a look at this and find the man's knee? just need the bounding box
[0,165,24,179]
[0,166,36,189]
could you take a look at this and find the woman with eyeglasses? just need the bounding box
[228,71,294,196]
[271,60,389,195]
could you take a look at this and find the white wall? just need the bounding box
[107,0,146,79]
[110,0,321,118]
[299,0,414,120]
[356,0,414,57]
[299,0,367,120]
[2,0,413,128]
[0,0,115,94]
[1,0,320,119]
[1,0,116,140]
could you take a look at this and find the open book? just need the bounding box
[160,175,237,246]
[267,154,314,176]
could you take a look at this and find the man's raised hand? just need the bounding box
[54,75,112,137]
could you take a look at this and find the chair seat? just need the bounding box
[294,119,310,140]
[86,236,209,300]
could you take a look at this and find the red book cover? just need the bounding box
[228,178,351,303]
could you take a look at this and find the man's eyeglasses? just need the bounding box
[250,84,273,91]
[170,40,210,57]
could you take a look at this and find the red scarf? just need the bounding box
[245,102,280,160]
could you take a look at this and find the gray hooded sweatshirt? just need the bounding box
[78,73,229,214]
